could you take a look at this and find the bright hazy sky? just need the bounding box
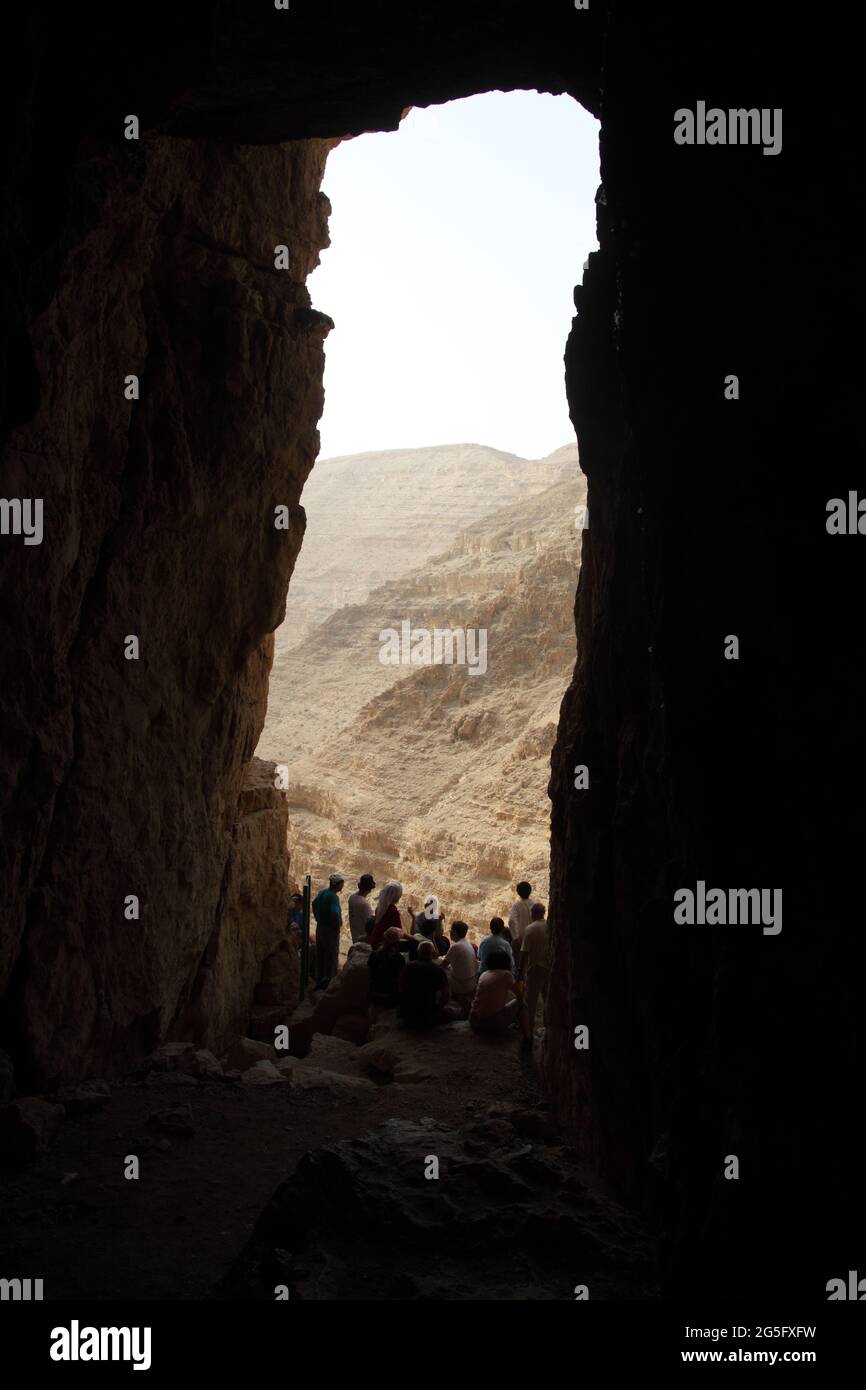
[309,90,600,461]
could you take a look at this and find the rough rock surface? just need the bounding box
[241,1060,285,1087]
[223,1038,274,1074]
[305,942,372,1039]
[54,1080,111,1116]
[218,1116,656,1300]
[176,758,299,1059]
[268,443,574,651]
[275,1058,374,1097]
[0,124,330,1088]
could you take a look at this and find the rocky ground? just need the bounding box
[0,949,655,1301]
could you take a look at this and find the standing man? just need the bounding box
[312,872,345,990]
[348,873,376,943]
[507,881,536,973]
[518,901,550,1044]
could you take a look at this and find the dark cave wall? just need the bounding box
[547,6,861,1296]
[0,1,860,1293]
[0,123,333,1084]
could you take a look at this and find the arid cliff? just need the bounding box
[259,456,586,936]
[278,443,575,651]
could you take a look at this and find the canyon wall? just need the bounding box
[171,756,297,1059]
[273,444,574,652]
[0,1,859,1295]
[261,466,585,931]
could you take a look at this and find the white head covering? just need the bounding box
[423,895,440,921]
[373,880,403,926]
[329,872,345,888]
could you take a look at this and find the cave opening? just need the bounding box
[257,89,601,981]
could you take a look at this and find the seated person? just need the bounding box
[414,895,449,956]
[442,921,478,1016]
[470,949,529,1037]
[398,941,461,1029]
[399,933,419,961]
[478,917,515,975]
[367,927,406,1016]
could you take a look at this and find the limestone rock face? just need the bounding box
[262,471,585,933]
[272,443,575,650]
[0,118,332,1088]
[177,757,298,1058]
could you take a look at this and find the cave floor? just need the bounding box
[0,1030,548,1300]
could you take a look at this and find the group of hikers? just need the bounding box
[292,875,550,1048]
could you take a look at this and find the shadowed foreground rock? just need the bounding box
[217,1116,657,1301]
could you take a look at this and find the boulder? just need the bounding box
[278,1061,372,1095]
[0,1097,65,1167]
[275,1057,374,1096]
[310,945,372,1035]
[224,1038,273,1073]
[55,1080,111,1116]
[283,1002,316,1057]
[217,1118,658,1301]
[241,1060,286,1087]
[306,1034,368,1071]
[355,1020,473,1083]
[149,1042,197,1072]
[189,1049,224,1080]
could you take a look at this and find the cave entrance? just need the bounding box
[256,91,599,991]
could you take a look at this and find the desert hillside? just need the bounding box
[258,445,586,942]
[277,442,576,651]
